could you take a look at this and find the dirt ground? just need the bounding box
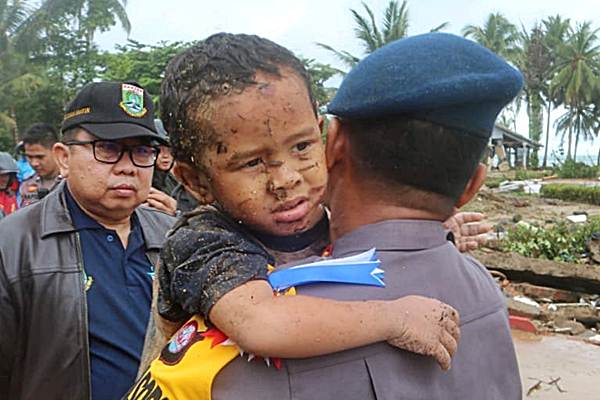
[513,330,600,399]
[463,187,600,228]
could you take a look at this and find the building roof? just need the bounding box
[492,125,542,148]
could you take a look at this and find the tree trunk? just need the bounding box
[573,130,579,161]
[567,125,573,160]
[527,95,543,168]
[9,107,18,146]
[543,102,552,167]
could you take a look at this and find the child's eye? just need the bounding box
[294,141,311,152]
[243,158,263,169]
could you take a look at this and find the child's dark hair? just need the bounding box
[160,32,316,165]
[22,123,59,149]
[344,116,488,216]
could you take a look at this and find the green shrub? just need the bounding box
[556,159,599,179]
[514,169,551,180]
[485,177,504,188]
[541,183,600,205]
[501,218,600,263]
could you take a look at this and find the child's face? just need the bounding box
[202,70,327,236]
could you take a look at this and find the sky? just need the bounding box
[96,0,600,160]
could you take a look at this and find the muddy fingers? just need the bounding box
[385,295,462,370]
[434,343,452,371]
[440,330,458,358]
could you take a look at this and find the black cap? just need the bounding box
[61,81,168,144]
[154,119,170,145]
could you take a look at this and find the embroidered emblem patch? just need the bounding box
[160,320,204,365]
[119,83,147,117]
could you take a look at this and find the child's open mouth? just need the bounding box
[272,198,311,224]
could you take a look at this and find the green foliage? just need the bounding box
[555,159,599,178]
[100,40,191,116]
[541,183,600,205]
[300,57,338,106]
[317,0,447,72]
[501,218,600,262]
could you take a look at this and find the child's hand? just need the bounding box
[386,296,460,371]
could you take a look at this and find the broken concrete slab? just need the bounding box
[507,297,543,319]
[473,249,600,294]
[547,303,600,326]
[553,319,587,335]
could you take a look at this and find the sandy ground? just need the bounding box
[513,331,600,399]
[463,188,600,228]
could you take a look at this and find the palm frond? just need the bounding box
[316,42,360,68]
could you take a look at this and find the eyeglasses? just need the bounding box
[64,140,160,168]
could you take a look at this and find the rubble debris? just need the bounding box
[497,180,542,194]
[526,379,543,397]
[552,319,586,335]
[566,214,588,223]
[507,297,542,319]
[504,282,581,303]
[547,303,600,326]
[526,377,566,397]
[473,249,600,294]
[509,315,538,333]
[585,334,600,346]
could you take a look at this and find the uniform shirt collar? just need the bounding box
[331,219,452,258]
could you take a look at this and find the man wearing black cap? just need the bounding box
[0,81,175,399]
[200,33,522,399]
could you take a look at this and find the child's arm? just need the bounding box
[210,280,459,370]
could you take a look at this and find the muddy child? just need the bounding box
[128,33,464,399]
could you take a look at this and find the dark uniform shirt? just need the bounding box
[65,186,155,400]
[212,220,522,400]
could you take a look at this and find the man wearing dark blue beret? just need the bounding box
[307,32,523,398]
[191,32,523,399]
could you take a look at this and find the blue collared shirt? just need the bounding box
[64,186,153,399]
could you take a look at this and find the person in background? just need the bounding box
[145,118,198,215]
[19,123,62,206]
[0,152,19,218]
[14,141,35,182]
[151,119,178,195]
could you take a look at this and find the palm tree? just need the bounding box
[516,23,551,167]
[555,103,599,161]
[462,13,520,62]
[317,0,448,70]
[550,22,600,160]
[0,0,36,143]
[541,15,571,167]
[0,0,30,53]
[463,13,522,138]
[33,0,130,50]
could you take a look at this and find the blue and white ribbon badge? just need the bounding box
[268,248,384,291]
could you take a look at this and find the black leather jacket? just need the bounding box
[0,182,174,399]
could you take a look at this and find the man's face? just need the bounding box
[24,143,59,179]
[156,145,174,171]
[202,70,327,236]
[58,130,154,221]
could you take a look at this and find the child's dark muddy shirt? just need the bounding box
[157,205,329,323]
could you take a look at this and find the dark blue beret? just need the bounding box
[327,32,524,138]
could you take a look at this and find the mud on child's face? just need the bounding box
[202,70,327,236]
